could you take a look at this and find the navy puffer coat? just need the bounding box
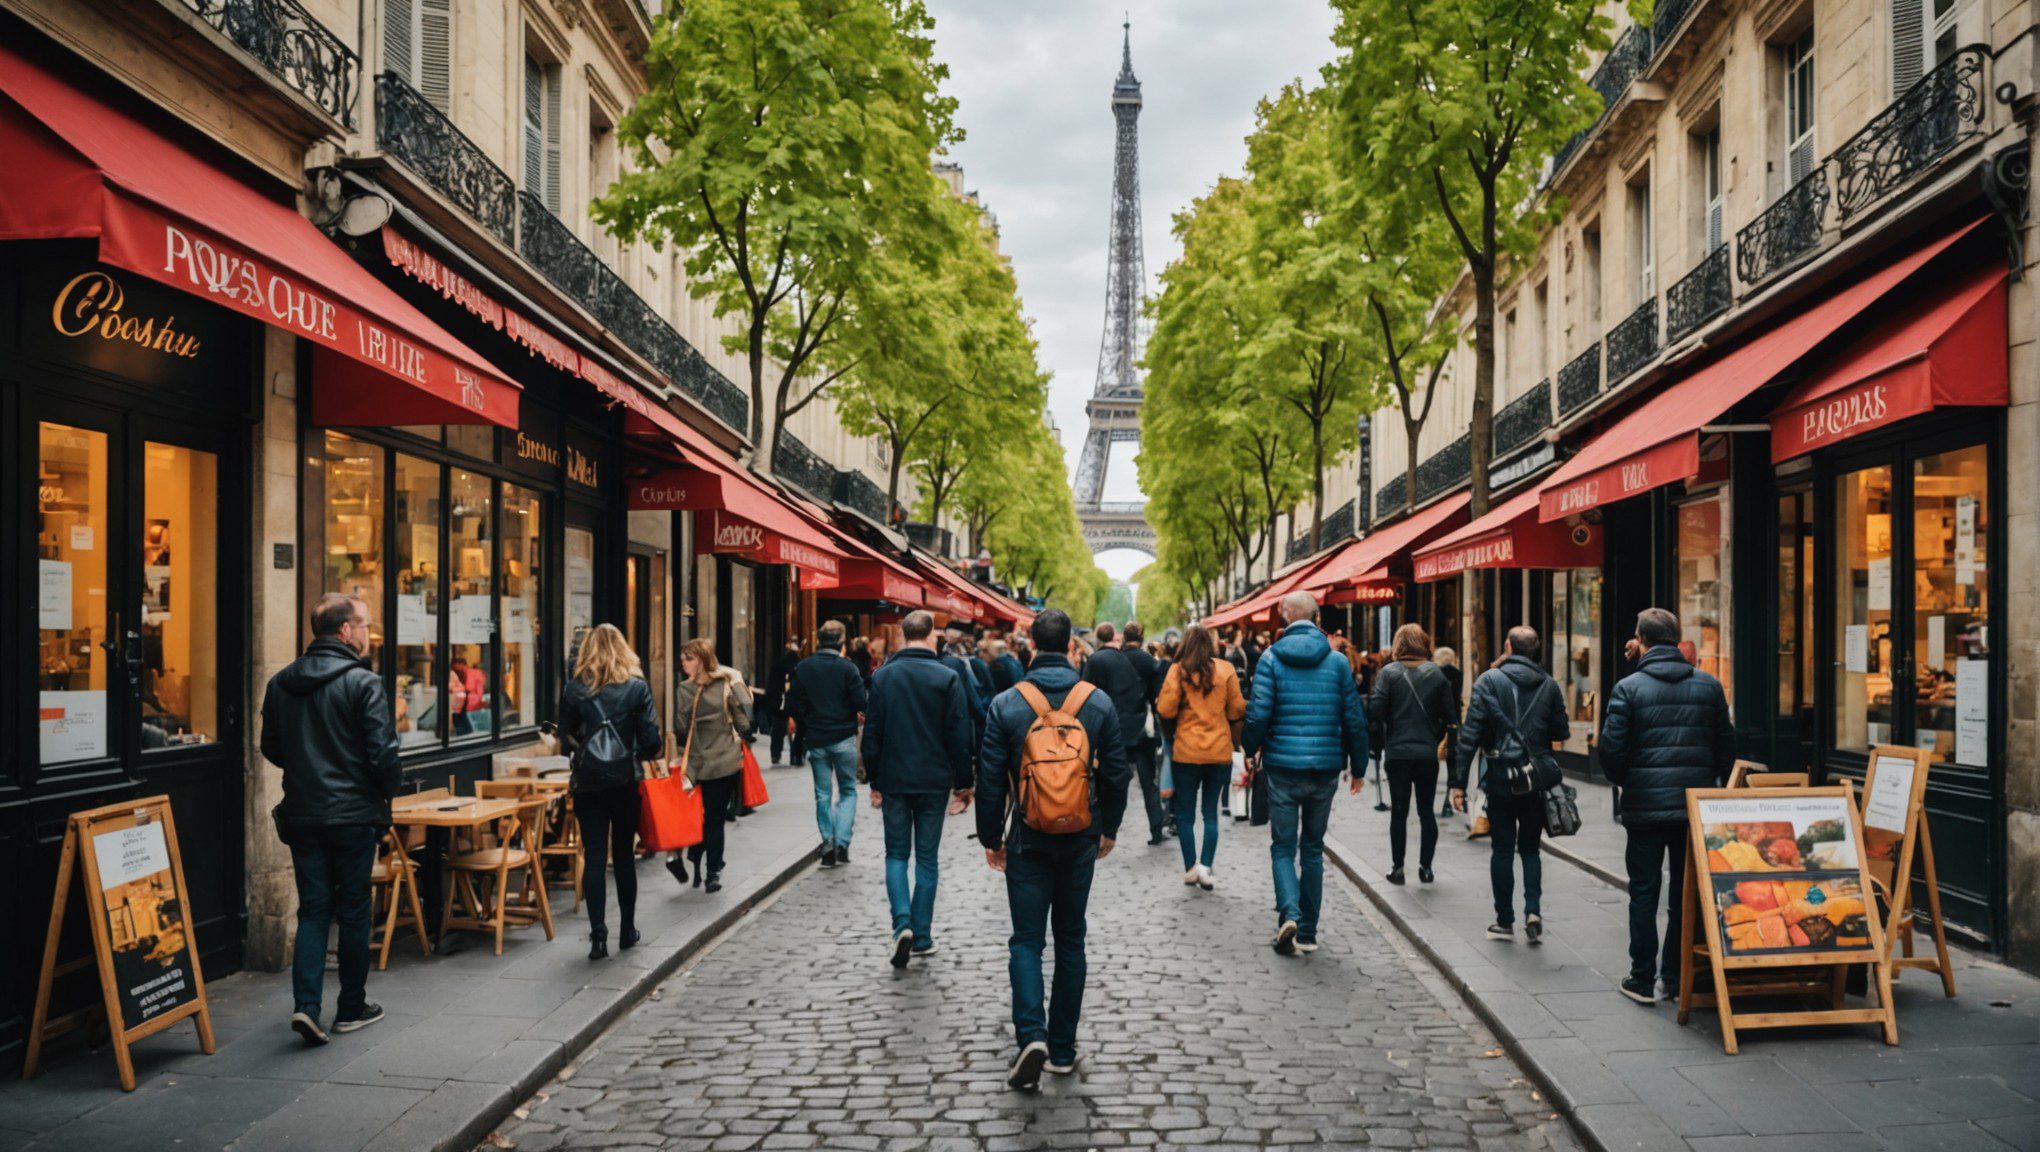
[1242,621,1368,773]
[1598,646,1737,826]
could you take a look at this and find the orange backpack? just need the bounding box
[1012,681,1100,835]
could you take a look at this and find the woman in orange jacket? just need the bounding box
[1157,623,1247,890]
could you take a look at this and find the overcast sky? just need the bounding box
[923,0,1340,578]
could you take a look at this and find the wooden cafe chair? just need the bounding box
[442,795,555,954]
[369,828,430,969]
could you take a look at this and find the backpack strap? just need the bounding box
[1014,681,1051,718]
[1063,681,1098,715]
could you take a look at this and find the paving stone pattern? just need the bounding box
[494,808,1578,1151]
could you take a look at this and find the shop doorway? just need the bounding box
[1772,482,1815,773]
[625,547,668,722]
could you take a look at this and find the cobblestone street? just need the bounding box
[494,804,1575,1151]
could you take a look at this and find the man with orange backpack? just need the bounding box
[976,608,1132,1091]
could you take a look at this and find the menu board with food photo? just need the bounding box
[1695,793,1874,958]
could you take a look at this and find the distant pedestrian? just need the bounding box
[558,624,663,960]
[787,621,869,868]
[262,594,400,1045]
[1084,621,1166,846]
[1242,592,1370,956]
[1156,623,1246,889]
[864,611,975,967]
[978,608,1131,1090]
[989,637,1025,693]
[1435,646,1464,819]
[1451,626,1567,944]
[1599,608,1735,1004]
[675,639,752,894]
[1367,624,1456,885]
[762,639,804,767]
[948,625,997,710]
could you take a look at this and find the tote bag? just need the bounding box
[639,766,705,851]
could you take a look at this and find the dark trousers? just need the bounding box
[688,775,741,874]
[1625,821,1689,985]
[1485,789,1545,926]
[1005,837,1098,1065]
[576,784,642,937]
[287,824,379,1020]
[765,707,804,765]
[1171,762,1229,870]
[1385,757,1441,870]
[1132,738,1166,838]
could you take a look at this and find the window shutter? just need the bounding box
[1892,0,1925,93]
[1707,201,1723,251]
[418,0,452,113]
[523,59,544,201]
[383,0,415,84]
[544,70,563,214]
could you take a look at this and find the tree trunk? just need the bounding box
[1405,421,1421,514]
[1309,418,1325,554]
[885,439,905,515]
[1465,230,1499,678]
[747,307,768,449]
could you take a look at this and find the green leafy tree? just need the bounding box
[1350,200,1460,514]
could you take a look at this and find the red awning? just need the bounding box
[0,43,519,428]
[1204,546,1351,628]
[1324,566,1403,605]
[1302,494,1471,594]
[1412,488,1604,581]
[783,498,927,608]
[628,462,846,587]
[1769,263,2007,462]
[1537,219,1985,522]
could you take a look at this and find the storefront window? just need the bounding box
[141,442,218,749]
[1833,464,1895,753]
[1550,569,1601,755]
[448,470,493,741]
[319,433,385,667]
[394,455,442,748]
[38,423,109,766]
[729,561,757,685]
[502,483,543,730]
[565,524,596,669]
[1912,445,1988,766]
[1675,491,1733,707]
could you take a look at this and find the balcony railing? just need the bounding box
[1735,168,1829,288]
[1834,46,1988,222]
[1374,472,1408,520]
[377,73,516,247]
[1590,25,1651,110]
[1606,297,1659,383]
[771,431,837,505]
[1493,379,1551,458]
[1557,344,1601,416]
[183,0,357,127]
[1650,0,1697,52]
[834,469,892,527]
[905,522,954,558]
[1416,432,1472,505]
[1665,245,1731,344]
[1322,498,1356,544]
[1286,535,1311,565]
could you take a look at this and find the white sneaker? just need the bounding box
[889,928,914,969]
[1045,1052,1083,1075]
[1196,865,1215,891]
[1183,867,1201,886]
[1007,1040,1049,1090]
[1273,920,1299,955]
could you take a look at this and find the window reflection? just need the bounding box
[449,470,493,740]
[1912,445,1988,765]
[39,423,109,765]
[1834,465,1895,752]
[395,455,441,748]
[502,483,543,730]
[320,433,385,668]
[141,442,217,749]
[1675,491,1733,708]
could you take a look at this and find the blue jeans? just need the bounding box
[1267,768,1340,938]
[1171,762,1229,870]
[807,737,859,849]
[287,823,380,1020]
[882,793,946,947]
[1486,788,1544,926]
[1005,837,1097,1064]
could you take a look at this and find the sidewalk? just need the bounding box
[0,760,823,1152]
[1326,775,2040,1151]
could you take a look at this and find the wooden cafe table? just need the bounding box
[391,792,526,951]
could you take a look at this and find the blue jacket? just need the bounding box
[976,655,1132,852]
[862,647,975,795]
[1599,645,1736,826]
[1242,621,1368,773]
[992,653,1025,693]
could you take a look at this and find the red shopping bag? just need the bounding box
[639,769,705,852]
[738,745,770,808]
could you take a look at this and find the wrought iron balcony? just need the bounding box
[1557,344,1601,416]
[1286,535,1311,565]
[1650,0,1697,53]
[1493,379,1551,458]
[377,73,516,247]
[1416,432,1472,505]
[1374,472,1408,519]
[1590,25,1651,110]
[1321,498,1356,544]
[1735,169,1829,287]
[1606,298,1659,383]
[182,0,357,127]
[1665,245,1731,344]
[771,431,837,504]
[905,522,954,558]
[834,469,891,526]
[1834,46,1987,223]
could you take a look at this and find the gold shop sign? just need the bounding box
[52,271,203,360]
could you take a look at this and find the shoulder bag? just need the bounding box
[639,690,704,852]
[728,681,771,808]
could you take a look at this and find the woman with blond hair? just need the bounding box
[674,638,751,894]
[1367,623,1457,885]
[558,624,662,959]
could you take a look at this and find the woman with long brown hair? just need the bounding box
[674,637,752,894]
[1367,623,1457,884]
[1155,623,1246,890]
[558,624,662,959]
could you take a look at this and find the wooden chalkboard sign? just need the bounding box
[1862,745,1955,996]
[1675,784,1896,1054]
[23,796,215,1090]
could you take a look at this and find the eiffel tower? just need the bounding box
[1072,20,1155,557]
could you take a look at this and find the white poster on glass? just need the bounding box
[1955,658,1988,764]
[1955,496,1978,586]
[1868,557,1892,612]
[38,559,72,630]
[40,690,107,762]
[505,599,533,644]
[1927,615,1946,670]
[449,595,493,645]
[1844,624,1870,674]
[1862,753,1918,833]
[396,594,435,643]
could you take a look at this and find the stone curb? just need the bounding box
[437,843,821,1152]
[1323,834,1612,1152]
[1540,837,1632,892]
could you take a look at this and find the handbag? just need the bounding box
[726,681,771,807]
[1542,781,1582,837]
[639,765,705,852]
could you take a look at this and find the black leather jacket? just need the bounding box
[261,638,402,829]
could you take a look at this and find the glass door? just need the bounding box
[1773,485,1814,772]
[38,416,120,770]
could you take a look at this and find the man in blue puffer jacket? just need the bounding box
[1242,592,1369,956]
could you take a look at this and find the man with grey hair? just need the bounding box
[1599,607,1735,1004]
[1452,625,1568,946]
[262,593,400,1046]
[1242,592,1370,955]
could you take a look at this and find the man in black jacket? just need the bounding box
[261,594,401,1046]
[761,640,804,767]
[787,621,869,867]
[1451,627,1569,946]
[1084,622,1166,845]
[978,609,1131,1090]
[865,610,975,968]
[1599,608,1736,1004]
